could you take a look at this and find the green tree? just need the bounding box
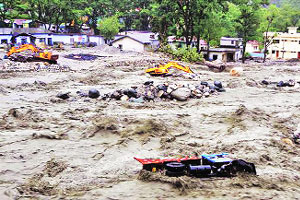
[233,0,269,63]
[258,4,279,62]
[98,15,123,43]
[148,1,176,46]
[0,1,28,22]
[273,3,300,31]
[199,2,228,57]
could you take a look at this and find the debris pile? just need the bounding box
[111,80,226,102]
[64,54,99,61]
[63,81,226,102]
[135,153,256,178]
[0,61,70,72]
[261,79,296,87]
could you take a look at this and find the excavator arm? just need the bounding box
[145,62,194,75]
[7,44,39,57]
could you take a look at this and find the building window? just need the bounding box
[272,50,275,54]
[1,39,7,44]
[291,51,296,53]
[213,55,218,60]
[231,41,234,44]
[118,44,123,50]
[39,38,45,42]
[273,40,279,44]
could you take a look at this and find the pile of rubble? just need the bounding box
[0,61,34,72]
[0,61,70,72]
[261,79,297,87]
[58,81,226,102]
[64,54,100,61]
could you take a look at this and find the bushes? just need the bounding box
[159,45,203,63]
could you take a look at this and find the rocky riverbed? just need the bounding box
[0,46,300,199]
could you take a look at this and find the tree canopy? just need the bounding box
[1,0,300,62]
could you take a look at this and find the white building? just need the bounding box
[0,33,105,46]
[245,40,260,53]
[220,37,243,48]
[203,37,243,62]
[266,27,300,59]
[112,31,159,52]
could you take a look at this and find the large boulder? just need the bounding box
[170,87,191,101]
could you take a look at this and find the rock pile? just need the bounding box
[261,79,296,87]
[68,81,226,102]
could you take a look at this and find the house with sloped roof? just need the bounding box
[111,31,159,52]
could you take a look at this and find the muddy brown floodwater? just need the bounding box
[0,46,300,200]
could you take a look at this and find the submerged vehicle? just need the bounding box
[135,153,256,177]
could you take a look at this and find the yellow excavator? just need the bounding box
[145,61,194,76]
[6,33,58,64]
[7,44,58,63]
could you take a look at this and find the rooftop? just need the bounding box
[118,31,158,44]
[208,48,241,52]
[221,37,243,41]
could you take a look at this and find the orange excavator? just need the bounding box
[7,44,58,63]
[6,33,58,64]
[145,61,194,76]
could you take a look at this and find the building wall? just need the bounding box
[220,38,242,47]
[268,38,300,59]
[205,52,224,61]
[89,36,105,46]
[267,27,300,59]
[245,44,259,53]
[52,34,88,44]
[112,37,145,52]
[204,51,241,62]
[0,34,12,44]
[0,33,104,46]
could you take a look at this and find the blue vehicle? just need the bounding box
[202,153,232,168]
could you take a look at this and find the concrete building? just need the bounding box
[0,18,104,49]
[205,48,242,62]
[246,40,260,53]
[203,37,243,62]
[266,27,300,59]
[167,36,208,50]
[220,37,243,48]
[112,31,159,52]
[0,33,105,46]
